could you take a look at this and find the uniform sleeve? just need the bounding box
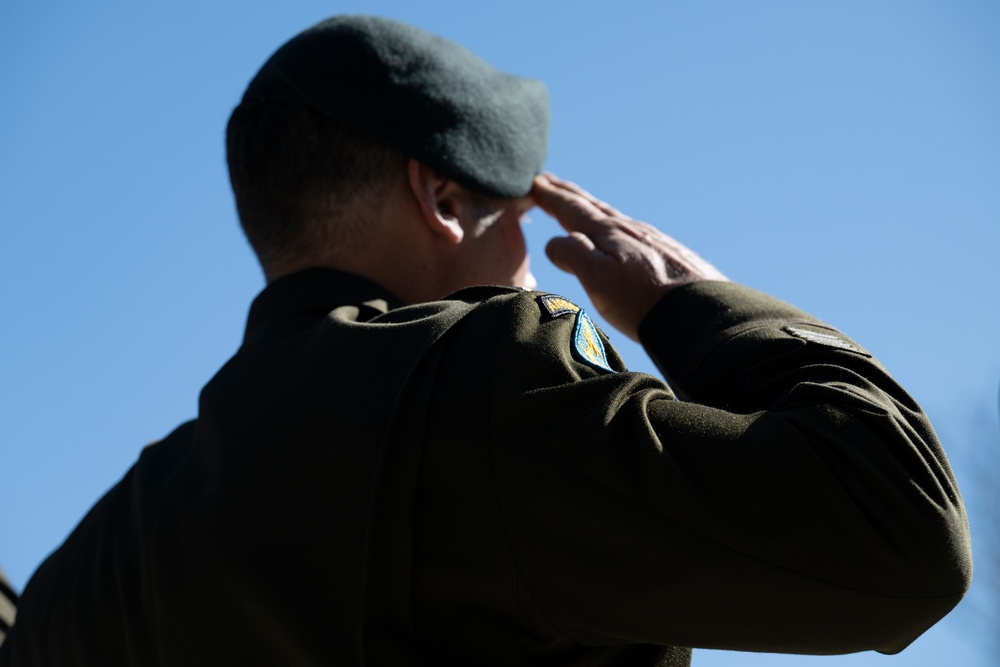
[487,282,972,655]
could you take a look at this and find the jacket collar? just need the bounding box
[243,268,405,343]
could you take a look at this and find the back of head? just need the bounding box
[226,15,550,276]
[226,104,404,274]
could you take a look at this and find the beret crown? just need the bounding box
[242,15,549,198]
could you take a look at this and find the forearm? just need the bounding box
[636,280,971,647]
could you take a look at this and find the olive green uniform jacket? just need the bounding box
[0,268,971,665]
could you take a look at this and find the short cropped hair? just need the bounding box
[226,102,406,272]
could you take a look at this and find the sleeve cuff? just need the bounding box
[637,281,821,392]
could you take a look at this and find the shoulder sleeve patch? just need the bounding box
[574,310,615,373]
[784,326,871,357]
[539,294,580,319]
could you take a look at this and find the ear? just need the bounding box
[407,159,464,244]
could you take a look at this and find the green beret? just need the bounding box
[242,15,549,198]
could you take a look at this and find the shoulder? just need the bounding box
[444,286,627,377]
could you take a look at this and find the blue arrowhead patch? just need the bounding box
[573,310,614,373]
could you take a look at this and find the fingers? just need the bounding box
[532,174,654,255]
[545,232,606,279]
[530,174,613,237]
[540,173,626,219]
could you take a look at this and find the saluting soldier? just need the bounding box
[0,15,971,666]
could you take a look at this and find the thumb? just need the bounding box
[545,232,606,279]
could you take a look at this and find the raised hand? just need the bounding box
[532,173,728,341]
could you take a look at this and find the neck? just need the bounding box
[265,216,458,307]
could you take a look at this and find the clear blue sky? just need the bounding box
[1,2,997,664]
